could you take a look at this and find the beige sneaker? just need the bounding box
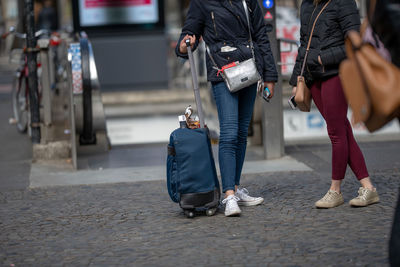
[315,190,344,208]
[349,187,380,207]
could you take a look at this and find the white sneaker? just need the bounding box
[235,188,264,206]
[222,195,241,216]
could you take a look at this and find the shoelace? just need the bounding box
[322,191,339,201]
[222,195,240,205]
[237,188,250,198]
[356,188,371,201]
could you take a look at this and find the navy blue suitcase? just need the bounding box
[166,40,220,218]
[167,128,220,217]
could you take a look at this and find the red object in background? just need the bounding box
[276,25,299,75]
[85,0,151,8]
[50,33,61,46]
[264,11,273,20]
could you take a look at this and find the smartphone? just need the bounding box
[263,87,271,102]
[288,95,297,110]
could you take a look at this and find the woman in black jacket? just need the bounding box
[176,0,278,216]
[290,0,379,208]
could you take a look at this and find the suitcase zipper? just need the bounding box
[211,12,219,37]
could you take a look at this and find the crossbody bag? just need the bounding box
[207,0,261,93]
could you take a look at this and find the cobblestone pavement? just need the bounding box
[1,166,399,266]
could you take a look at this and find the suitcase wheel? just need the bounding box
[184,210,195,218]
[206,208,217,216]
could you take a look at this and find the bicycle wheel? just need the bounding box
[12,73,28,133]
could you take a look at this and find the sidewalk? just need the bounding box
[1,135,400,266]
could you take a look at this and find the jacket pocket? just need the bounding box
[209,41,253,68]
[307,49,324,78]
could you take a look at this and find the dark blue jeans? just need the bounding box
[211,82,257,193]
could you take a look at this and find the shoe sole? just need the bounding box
[225,210,241,217]
[315,200,344,209]
[238,198,264,206]
[349,197,380,207]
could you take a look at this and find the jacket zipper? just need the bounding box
[211,12,219,37]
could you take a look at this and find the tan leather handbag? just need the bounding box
[295,76,311,112]
[339,30,400,132]
[295,0,331,112]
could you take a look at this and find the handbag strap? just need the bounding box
[361,0,377,35]
[242,0,256,60]
[300,0,332,76]
[367,0,377,21]
[206,46,220,71]
[206,0,256,70]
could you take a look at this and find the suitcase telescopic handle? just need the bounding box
[185,38,205,128]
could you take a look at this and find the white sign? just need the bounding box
[79,0,159,27]
[284,109,400,141]
[68,43,83,94]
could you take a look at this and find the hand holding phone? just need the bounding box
[262,87,271,102]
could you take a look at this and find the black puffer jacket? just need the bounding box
[289,0,360,87]
[175,0,278,83]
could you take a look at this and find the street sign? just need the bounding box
[263,0,274,9]
[264,11,273,20]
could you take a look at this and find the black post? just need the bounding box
[25,0,41,144]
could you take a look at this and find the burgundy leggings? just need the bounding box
[311,75,369,180]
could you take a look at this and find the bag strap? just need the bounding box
[206,46,220,71]
[361,0,377,36]
[300,0,332,76]
[242,0,256,60]
[367,0,377,21]
[206,0,255,70]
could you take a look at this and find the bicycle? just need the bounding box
[3,27,53,133]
